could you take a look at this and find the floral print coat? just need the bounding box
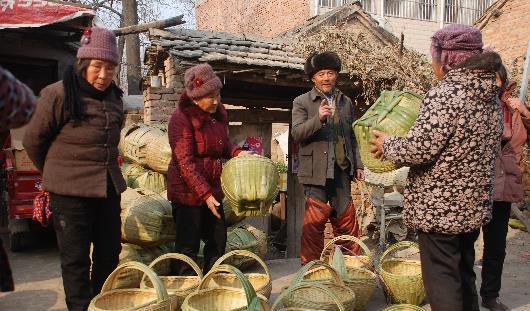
[383,54,503,234]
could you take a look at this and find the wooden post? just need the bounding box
[286,125,305,258]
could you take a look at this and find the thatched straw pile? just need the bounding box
[298,26,435,105]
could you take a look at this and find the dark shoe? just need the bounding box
[482,298,510,311]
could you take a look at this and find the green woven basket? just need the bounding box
[353,91,422,173]
[379,242,425,305]
[221,155,280,217]
[381,304,425,311]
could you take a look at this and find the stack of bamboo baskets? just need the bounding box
[120,123,169,194]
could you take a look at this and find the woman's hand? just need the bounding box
[507,98,530,118]
[205,195,222,219]
[355,169,365,181]
[369,130,389,160]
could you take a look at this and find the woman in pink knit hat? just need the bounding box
[23,27,125,311]
[167,63,252,275]
[370,24,504,310]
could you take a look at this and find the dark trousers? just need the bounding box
[418,230,480,311]
[50,185,121,311]
[481,201,511,300]
[302,164,352,216]
[172,203,226,275]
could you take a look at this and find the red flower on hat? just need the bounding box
[194,78,203,87]
[81,27,92,45]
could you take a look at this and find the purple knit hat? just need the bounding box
[430,24,483,72]
[184,63,223,99]
[77,27,119,64]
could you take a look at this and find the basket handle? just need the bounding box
[101,261,169,303]
[290,260,344,287]
[379,241,420,265]
[140,253,203,286]
[212,250,271,281]
[199,264,258,307]
[271,283,345,311]
[320,234,372,261]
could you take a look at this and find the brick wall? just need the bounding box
[124,109,143,126]
[479,0,530,83]
[196,0,311,38]
[143,57,186,125]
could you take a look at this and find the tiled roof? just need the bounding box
[148,28,305,70]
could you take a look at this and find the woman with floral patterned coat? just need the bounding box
[370,24,504,311]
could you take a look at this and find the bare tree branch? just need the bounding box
[93,3,123,18]
[113,15,184,36]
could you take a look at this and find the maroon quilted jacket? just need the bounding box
[167,92,241,206]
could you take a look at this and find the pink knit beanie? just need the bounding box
[184,63,223,99]
[430,24,483,72]
[77,27,119,64]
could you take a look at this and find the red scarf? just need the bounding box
[499,81,517,144]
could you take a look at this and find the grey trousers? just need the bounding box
[302,164,352,216]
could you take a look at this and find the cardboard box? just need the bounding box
[9,126,37,171]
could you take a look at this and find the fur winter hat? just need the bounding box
[304,51,342,78]
[184,63,223,99]
[77,27,119,64]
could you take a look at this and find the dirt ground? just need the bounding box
[0,227,528,311]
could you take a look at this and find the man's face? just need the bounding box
[312,69,338,93]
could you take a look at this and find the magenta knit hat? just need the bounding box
[77,27,119,64]
[430,24,483,72]
[184,63,223,99]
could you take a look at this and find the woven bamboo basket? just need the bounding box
[221,155,280,217]
[272,283,345,311]
[320,235,374,270]
[210,250,272,299]
[181,264,270,311]
[353,91,422,173]
[381,305,425,311]
[196,225,262,269]
[122,126,165,166]
[379,242,425,305]
[132,170,167,194]
[225,226,261,269]
[121,193,175,247]
[119,123,144,157]
[114,243,172,289]
[243,224,267,259]
[141,253,203,309]
[121,188,163,211]
[224,199,246,226]
[122,163,148,187]
[284,260,355,311]
[320,243,376,311]
[88,261,178,311]
[146,134,171,174]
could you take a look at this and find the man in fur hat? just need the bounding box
[292,51,364,264]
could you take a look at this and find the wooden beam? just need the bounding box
[225,72,311,88]
[113,16,184,36]
[223,97,293,109]
[227,109,291,124]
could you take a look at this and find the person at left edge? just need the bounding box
[23,27,126,311]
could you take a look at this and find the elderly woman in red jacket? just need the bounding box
[167,63,251,274]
